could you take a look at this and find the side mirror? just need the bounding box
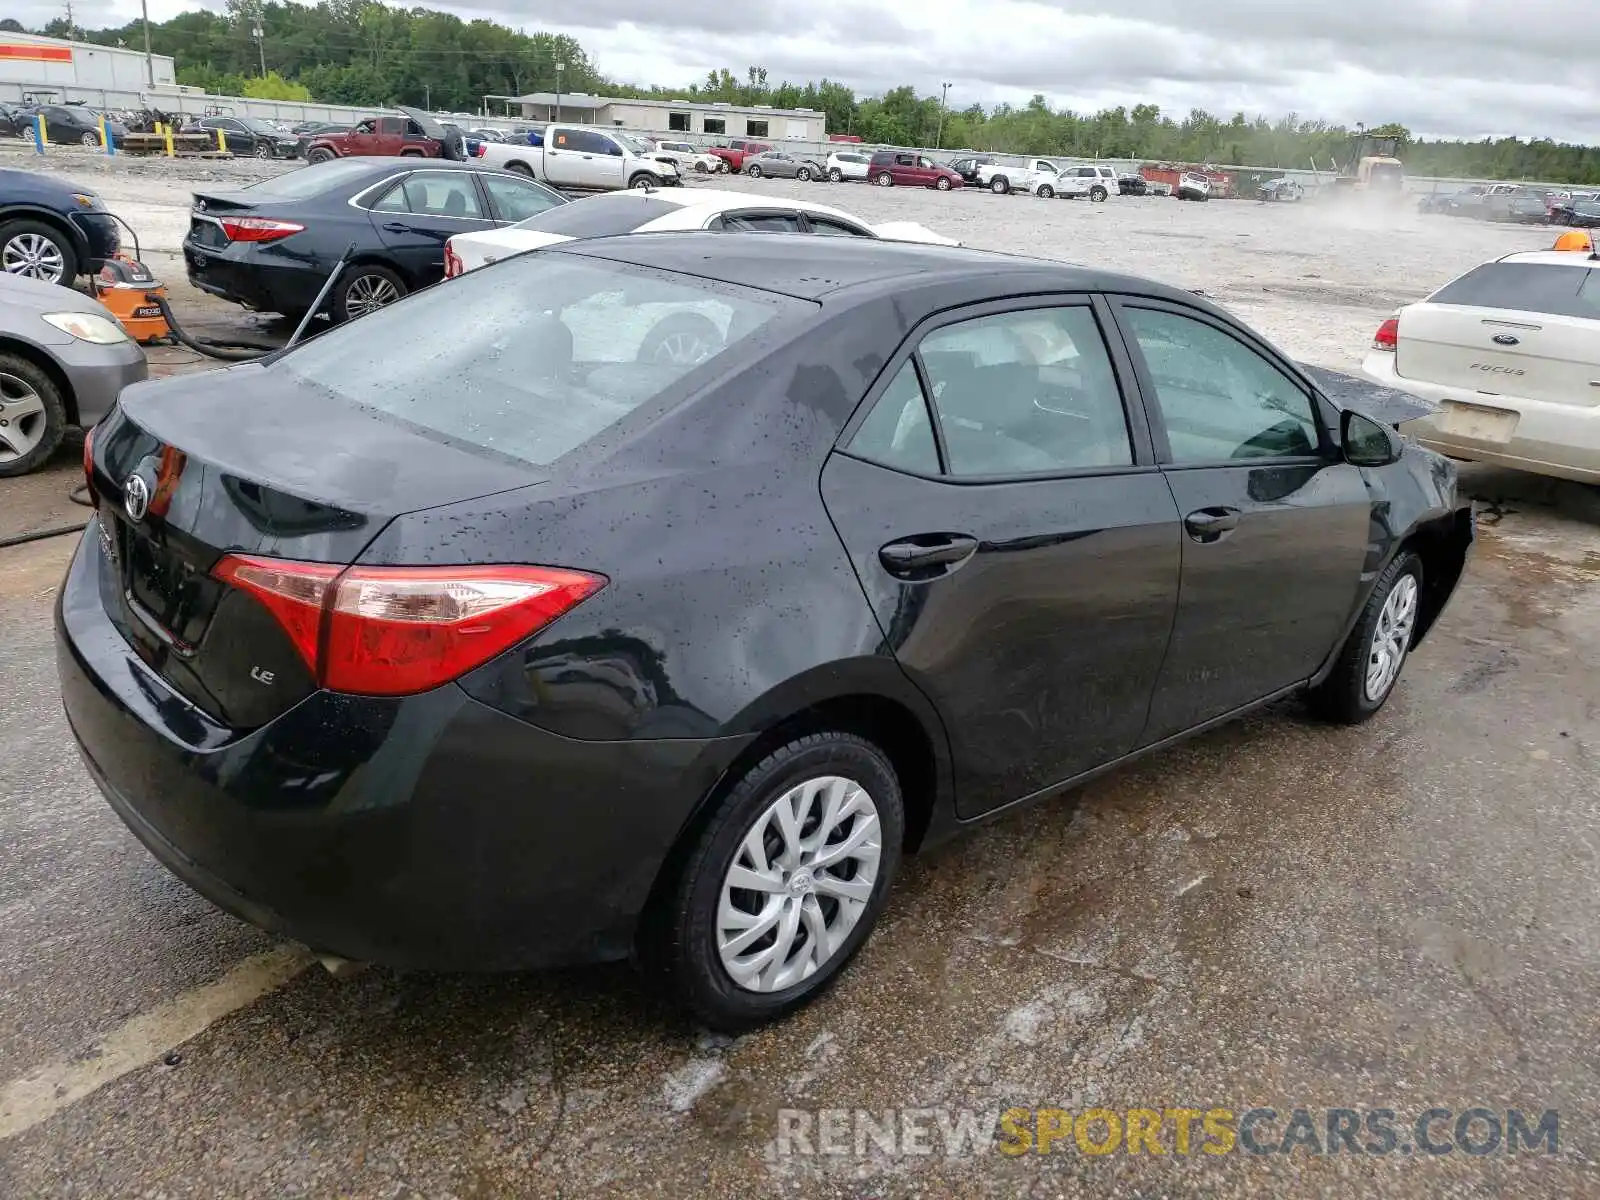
[1342,410,1403,467]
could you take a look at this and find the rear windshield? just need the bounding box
[243,159,379,198]
[1430,263,1600,319]
[276,253,806,466]
[512,194,683,237]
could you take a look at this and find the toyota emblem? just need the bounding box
[124,474,150,523]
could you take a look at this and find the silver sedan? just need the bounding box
[0,272,146,476]
[744,151,827,182]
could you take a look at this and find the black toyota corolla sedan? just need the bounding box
[182,156,567,322]
[60,235,1472,1030]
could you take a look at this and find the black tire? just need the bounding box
[399,149,424,158]
[80,131,99,149]
[1307,551,1424,724]
[329,264,407,324]
[306,147,335,164]
[653,731,905,1031]
[716,160,730,174]
[990,176,1010,195]
[828,168,842,183]
[254,140,273,159]
[636,312,723,366]
[504,161,534,178]
[935,176,951,191]
[0,218,78,285]
[1037,184,1054,199]
[0,351,69,478]
[875,171,893,187]
[1090,185,1108,202]
[796,166,812,182]
[629,172,661,189]
[746,164,762,178]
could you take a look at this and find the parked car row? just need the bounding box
[1418,183,1600,225]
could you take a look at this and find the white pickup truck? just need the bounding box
[472,124,682,191]
[975,158,1059,196]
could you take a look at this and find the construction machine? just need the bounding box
[1328,133,1405,194]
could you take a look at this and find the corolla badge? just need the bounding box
[1491,334,1520,346]
[123,474,150,522]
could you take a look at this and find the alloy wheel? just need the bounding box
[255,142,273,158]
[0,371,49,463]
[716,775,883,993]
[80,131,98,148]
[2,233,65,282]
[1364,573,1418,701]
[343,273,401,318]
[651,331,716,365]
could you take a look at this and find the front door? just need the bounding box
[368,170,492,284]
[544,126,587,187]
[822,298,1182,818]
[1110,298,1372,740]
[578,130,626,189]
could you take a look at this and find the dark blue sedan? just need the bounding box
[0,168,121,285]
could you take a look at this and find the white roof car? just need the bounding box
[444,187,960,276]
[1362,249,1600,483]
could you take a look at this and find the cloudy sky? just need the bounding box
[19,0,1600,142]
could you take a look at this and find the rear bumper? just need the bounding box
[1363,350,1600,484]
[184,238,327,316]
[56,527,753,969]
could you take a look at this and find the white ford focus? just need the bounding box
[444,187,960,278]
[1362,249,1600,483]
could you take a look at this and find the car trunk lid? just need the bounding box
[86,365,545,728]
[1396,261,1600,407]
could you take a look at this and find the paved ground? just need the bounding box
[1,157,1598,1197]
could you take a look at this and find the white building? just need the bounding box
[0,31,175,97]
[489,92,827,142]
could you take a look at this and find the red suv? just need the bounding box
[868,151,964,190]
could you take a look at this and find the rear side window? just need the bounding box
[513,194,680,237]
[1429,263,1600,319]
[847,361,940,474]
[276,255,806,467]
[247,158,381,199]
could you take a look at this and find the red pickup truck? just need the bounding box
[304,113,443,164]
[707,139,772,173]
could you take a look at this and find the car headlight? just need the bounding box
[43,311,130,344]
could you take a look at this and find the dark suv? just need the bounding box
[867,150,964,190]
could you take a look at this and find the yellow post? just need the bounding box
[216,128,228,155]
[164,124,175,157]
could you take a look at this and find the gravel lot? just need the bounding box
[1,151,1597,1199]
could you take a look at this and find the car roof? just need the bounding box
[1496,251,1600,268]
[568,187,868,224]
[554,231,1204,305]
[333,156,487,173]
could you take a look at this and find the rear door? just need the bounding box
[1396,261,1600,406]
[1109,297,1370,739]
[892,153,917,184]
[478,171,564,224]
[822,296,1181,818]
[372,117,407,156]
[369,169,493,282]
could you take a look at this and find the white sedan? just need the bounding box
[444,187,960,277]
[1362,249,1600,483]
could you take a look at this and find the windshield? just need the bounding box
[244,158,382,198]
[276,254,805,467]
[615,132,654,154]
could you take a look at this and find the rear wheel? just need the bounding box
[1308,552,1423,723]
[0,352,68,478]
[990,176,1010,194]
[504,161,533,178]
[652,732,904,1031]
[399,149,424,158]
[330,264,406,323]
[0,219,76,285]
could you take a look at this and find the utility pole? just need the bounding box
[936,81,952,149]
[424,83,430,111]
[252,18,266,77]
[140,0,153,87]
[554,61,564,123]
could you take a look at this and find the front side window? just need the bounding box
[1122,307,1319,462]
[920,306,1134,476]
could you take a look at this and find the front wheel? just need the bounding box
[1037,184,1054,199]
[828,168,843,183]
[936,176,951,191]
[629,172,661,189]
[254,141,273,159]
[1307,552,1423,723]
[716,160,730,174]
[0,219,76,284]
[652,732,904,1031]
[306,147,335,165]
[0,352,68,477]
[796,166,812,182]
[875,172,893,187]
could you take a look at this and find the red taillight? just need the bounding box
[218,216,306,243]
[471,142,486,157]
[213,555,605,696]
[1372,317,1399,351]
[443,240,463,279]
